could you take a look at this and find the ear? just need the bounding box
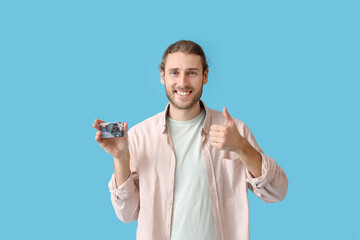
[203,68,209,85]
[160,70,165,85]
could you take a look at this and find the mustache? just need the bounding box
[174,87,193,91]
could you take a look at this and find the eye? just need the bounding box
[170,71,178,76]
[189,71,197,76]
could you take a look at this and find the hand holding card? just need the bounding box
[93,119,129,159]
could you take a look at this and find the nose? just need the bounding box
[178,73,190,88]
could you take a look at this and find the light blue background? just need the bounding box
[1,0,359,239]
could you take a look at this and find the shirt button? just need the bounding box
[168,201,173,206]
[168,224,171,229]
[170,181,174,185]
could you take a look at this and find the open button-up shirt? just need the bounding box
[108,102,288,240]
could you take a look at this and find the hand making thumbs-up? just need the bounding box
[209,107,245,153]
[209,107,263,177]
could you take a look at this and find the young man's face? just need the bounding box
[161,52,208,110]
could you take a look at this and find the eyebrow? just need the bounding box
[187,68,200,71]
[167,67,200,72]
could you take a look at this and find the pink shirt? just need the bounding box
[108,102,288,240]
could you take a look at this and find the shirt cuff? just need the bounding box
[108,173,136,201]
[245,152,276,189]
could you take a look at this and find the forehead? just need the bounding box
[165,52,202,70]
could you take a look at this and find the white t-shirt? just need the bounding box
[168,110,217,240]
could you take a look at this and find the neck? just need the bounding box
[168,101,202,121]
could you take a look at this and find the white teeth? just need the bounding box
[177,91,190,96]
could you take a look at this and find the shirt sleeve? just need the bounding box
[243,123,289,203]
[108,173,140,223]
[108,128,140,223]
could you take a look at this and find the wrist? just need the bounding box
[235,138,249,157]
[113,153,131,188]
[113,150,130,162]
[235,140,256,162]
[236,143,262,178]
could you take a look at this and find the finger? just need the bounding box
[210,124,226,132]
[223,107,234,126]
[121,122,129,137]
[210,136,220,143]
[209,130,224,138]
[95,133,102,143]
[93,123,100,131]
[95,119,106,124]
[210,141,222,150]
[96,131,103,139]
[211,136,226,146]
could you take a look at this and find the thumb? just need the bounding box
[124,122,129,135]
[223,107,234,126]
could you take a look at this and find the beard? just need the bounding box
[165,85,203,110]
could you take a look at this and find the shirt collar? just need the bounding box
[162,100,211,135]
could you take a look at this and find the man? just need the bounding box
[93,40,288,240]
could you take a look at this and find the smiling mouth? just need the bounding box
[175,90,192,96]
